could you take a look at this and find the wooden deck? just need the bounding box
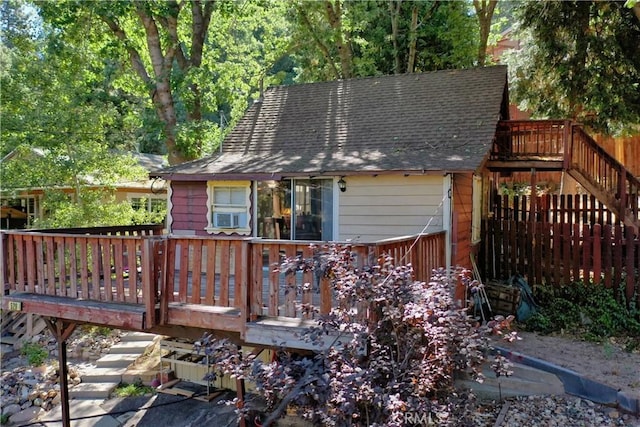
[1,226,446,349]
[488,120,640,233]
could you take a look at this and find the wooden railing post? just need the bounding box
[618,168,628,220]
[1,232,7,295]
[249,241,263,321]
[239,240,249,333]
[563,120,572,170]
[141,236,166,329]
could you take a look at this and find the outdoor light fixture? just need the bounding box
[338,177,347,192]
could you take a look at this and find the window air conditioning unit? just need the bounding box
[214,212,241,228]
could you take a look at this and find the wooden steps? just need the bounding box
[0,312,47,345]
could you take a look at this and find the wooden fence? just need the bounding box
[481,194,640,306]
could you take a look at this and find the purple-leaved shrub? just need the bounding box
[196,244,517,426]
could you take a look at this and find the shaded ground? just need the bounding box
[102,390,240,427]
[494,331,640,397]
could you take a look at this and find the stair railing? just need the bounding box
[570,125,640,231]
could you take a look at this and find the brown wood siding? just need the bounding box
[453,173,473,270]
[170,182,209,236]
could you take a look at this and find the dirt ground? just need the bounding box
[493,331,640,397]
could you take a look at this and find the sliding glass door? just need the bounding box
[257,178,333,241]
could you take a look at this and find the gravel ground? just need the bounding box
[477,395,640,427]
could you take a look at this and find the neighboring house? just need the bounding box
[156,66,512,270]
[0,150,168,229]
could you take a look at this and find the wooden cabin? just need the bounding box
[157,67,514,272]
[2,66,640,426]
[3,64,640,350]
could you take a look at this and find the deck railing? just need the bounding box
[492,120,569,160]
[158,236,251,325]
[2,229,447,331]
[28,224,165,236]
[493,120,640,232]
[1,227,165,327]
[375,232,446,284]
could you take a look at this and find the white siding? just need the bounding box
[338,175,445,242]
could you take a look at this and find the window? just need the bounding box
[257,179,334,241]
[206,181,250,234]
[129,195,166,213]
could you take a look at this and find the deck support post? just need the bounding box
[44,318,77,427]
[236,376,247,427]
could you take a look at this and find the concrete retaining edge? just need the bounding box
[494,346,640,416]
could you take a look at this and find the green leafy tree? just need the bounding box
[506,0,640,135]
[36,0,292,165]
[291,0,478,82]
[1,0,158,227]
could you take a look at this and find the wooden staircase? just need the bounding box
[0,312,47,345]
[490,120,640,234]
[567,126,640,234]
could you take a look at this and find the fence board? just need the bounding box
[614,226,623,299]
[572,224,580,282]
[625,227,636,304]
[234,240,244,308]
[125,239,137,303]
[25,236,35,290]
[46,236,55,295]
[603,225,612,289]
[268,247,279,316]
[543,223,552,285]
[68,237,78,299]
[205,240,216,305]
[114,240,125,302]
[178,240,189,303]
[302,245,313,319]
[562,223,571,284]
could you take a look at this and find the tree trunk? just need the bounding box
[407,4,418,73]
[297,5,342,80]
[388,0,402,75]
[325,0,353,79]
[473,0,497,66]
[100,1,214,165]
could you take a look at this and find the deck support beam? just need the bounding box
[236,376,247,427]
[44,318,77,427]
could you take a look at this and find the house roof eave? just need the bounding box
[159,167,481,182]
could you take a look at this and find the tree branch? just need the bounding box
[324,0,352,78]
[388,0,402,74]
[135,2,174,79]
[297,5,341,80]
[100,15,152,88]
[191,0,214,67]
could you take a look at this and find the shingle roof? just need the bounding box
[159,66,508,179]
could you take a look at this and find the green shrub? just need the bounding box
[21,342,49,367]
[524,281,640,345]
[113,381,155,398]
